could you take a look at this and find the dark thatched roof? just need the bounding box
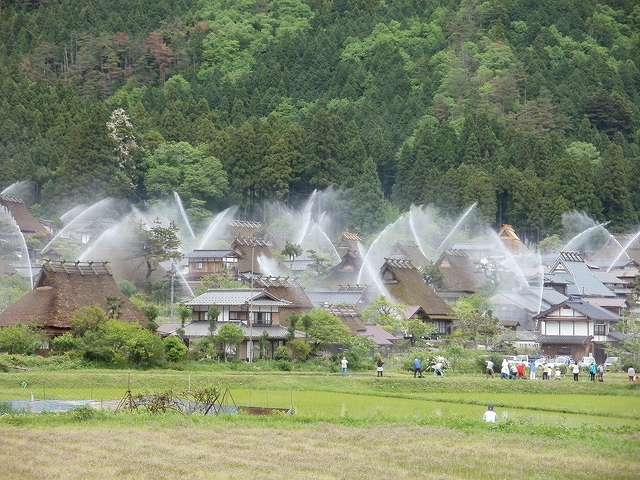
[0,260,145,332]
[232,238,291,275]
[437,249,488,293]
[251,276,314,321]
[380,259,455,319]
[0,195,49,234]
[0,258,19,275]
[323,305,366,334]
[323,250,363,288]
[388,241,429,268]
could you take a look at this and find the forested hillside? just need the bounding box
[1,0,639,239]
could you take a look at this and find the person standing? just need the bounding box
[413,358,423,378]
[500,363,509,379]
[597,363,604,381]
[376,358,384,377]
[486,360,494,379]
[517,362,526,379]
[572,363,580,381]
[341,357,348,377]
[482,405,498,423]
[433,361,444,378]
[529,360,537,380]
[628,366,636,382]
[589,363,597,381]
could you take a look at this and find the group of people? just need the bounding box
[413,358,445,378]
[498,359,527,379]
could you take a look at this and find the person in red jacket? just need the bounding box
[516,362,526,379]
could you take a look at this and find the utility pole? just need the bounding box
[248,246,254,362]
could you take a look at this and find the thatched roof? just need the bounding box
[251,276,314,320]
[0,260,145,332]
[335,232,362,257]
[0,195,49,234]
[232,238,291,275]
[388,241,429,268]
[437,249,488,293]
[0,258,19,275]
[323,250,363,288]
[226,220,262,239]
[497,224,530,255]
[380,259,454,319]
[322,305,366,334]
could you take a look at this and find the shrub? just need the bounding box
[274,346,291,361]
[276,360,293,371]
[163,336,187,363]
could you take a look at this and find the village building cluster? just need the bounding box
[0,193,635,362]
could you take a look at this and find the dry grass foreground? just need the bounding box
[1,421,638,480]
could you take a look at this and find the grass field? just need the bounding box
[1,367,639,479]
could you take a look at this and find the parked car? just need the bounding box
[507,354,529,366]
[603,356,621,371]
[578,356,596,368]
[534,357,551,367]
[551,356,572,368]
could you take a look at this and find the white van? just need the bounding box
[579,356,596,367]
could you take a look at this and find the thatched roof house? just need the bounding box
[335,232,362,255]
[323,250,363,288]
[0,258,19,276]
[497,224,530,255]
[0,260,145,336]
[380,258,456,334]
[436,249,489,302]
[0,195,49,235]
[388,241,429,268]
[231,237,291,276]
[249,276,314,322]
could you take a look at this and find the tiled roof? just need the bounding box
[186,249,235,259]
[537,335,593,345]
[551,253,616,297]
[363,324,401,346]
[183,288,292,307]
[535,299,620,322]
[306,290,368,308]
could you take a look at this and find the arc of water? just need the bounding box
[295,190,317,245]
[435,202,477,253]
[357,242,392,300]
[562,221,610,252]
[41,198,113,254]
[0,207,33,289]
[173,191,195,239]
[174,265,195,297]
[198,206,238,249]
[606,231,640,272]
[408,206,436,260]
[307,223,340,263]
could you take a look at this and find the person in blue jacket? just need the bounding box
[413,358,423,378]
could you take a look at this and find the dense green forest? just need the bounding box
[1,0,640,240]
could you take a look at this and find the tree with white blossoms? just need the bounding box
[107,108,140,195]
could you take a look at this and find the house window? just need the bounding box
[252,312,272,325]
[594,322,606,336]
[194,262,203,270]
[229,311,240,320]
[433,320,447,334]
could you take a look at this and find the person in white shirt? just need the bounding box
[341,357,348,377]
[483,405,498,423]
[572,363,580,381]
